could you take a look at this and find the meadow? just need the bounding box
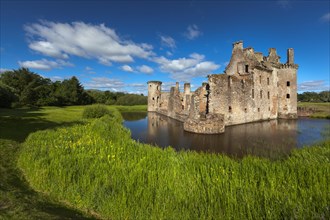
[8,105,329,219]
[298,102,330,119]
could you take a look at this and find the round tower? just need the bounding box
[147,81,162,112]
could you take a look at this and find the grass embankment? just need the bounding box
[0,105,146,219]
[18,108,330,219]
[0,106,97,219]
[298,102,330,119]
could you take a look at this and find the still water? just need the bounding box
[122,112,329,158]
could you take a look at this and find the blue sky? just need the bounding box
[1,0,329,94]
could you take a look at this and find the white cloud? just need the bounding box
[184,24,202,40]
[166,51,173,56]
[84,66,96,74]
[320,12,330,22]
[298,80,329,92]
[137,65,153,74]
[24,21,154,65]
[120,64,134,72]
[0,68,11,73]
[153,53,220,81]
[85,77,125,90]
[50,76,64,81]
[160,35,176,49]
[18,58,73,70]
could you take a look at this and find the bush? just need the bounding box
[82,104,112,119]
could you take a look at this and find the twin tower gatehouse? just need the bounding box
[147,41,298,134]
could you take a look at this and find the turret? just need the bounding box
[287,48,294,64]
[147,81,162,112]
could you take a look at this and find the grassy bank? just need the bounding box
[0,105,145,219]
[17,108,330,219]
[298,102,330,119]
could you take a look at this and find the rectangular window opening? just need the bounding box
[228,76,231,88]
[252,89,254,99]
[229,106,232,113]
[258,108,260,112]
[267,77,270,85]
[259,75,262,84]
[260,90,263,99]
[287,81,290,86]
[286,94,290,99]
[245,65,249,73]
[267,91,270,99]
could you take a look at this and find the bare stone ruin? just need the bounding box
[147,41,298,134]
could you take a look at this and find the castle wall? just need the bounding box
[147,41,298,134]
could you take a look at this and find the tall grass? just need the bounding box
[18,109,330,219]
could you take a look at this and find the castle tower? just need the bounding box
[147,81,162,112]
[287,48,294,64]
[277,48,298,119]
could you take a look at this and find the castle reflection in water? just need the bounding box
[123,112,328,158]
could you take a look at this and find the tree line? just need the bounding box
[298,91,330,102]
[0,68,147,108]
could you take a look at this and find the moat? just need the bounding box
[122,112,329,158]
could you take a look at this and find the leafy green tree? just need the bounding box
[0,82,17,108]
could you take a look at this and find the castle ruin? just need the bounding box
[147,41,298,134]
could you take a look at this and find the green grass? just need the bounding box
[17,109,330,219]
[298,102,330,119]
[0,105,146,219]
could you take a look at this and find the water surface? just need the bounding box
[122,112,329,158]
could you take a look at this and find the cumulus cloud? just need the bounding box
[298,80,329,92]
[18,58,73,70]
[24,21,154,65]
[137,65,153,74]
[120,64,134,72]
[160,35,176,49]
[184,24,202,40]
[153,53,220,81]
[320,12,330,22]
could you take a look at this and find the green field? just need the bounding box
[1,105,329,219]
[298,102,330,119]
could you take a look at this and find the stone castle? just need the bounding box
[147,41,298,134]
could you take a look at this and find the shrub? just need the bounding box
[82,104,112,119]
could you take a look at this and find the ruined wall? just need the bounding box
[147,81,162,112]
[147,41,298,134]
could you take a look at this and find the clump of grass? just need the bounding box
[82,104,112,119]
[18,109,330,219]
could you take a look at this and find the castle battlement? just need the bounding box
[147,41,298,134]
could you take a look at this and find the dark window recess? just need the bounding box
[286,94,290,99]
[152,97,154,100]
[259,75,262,84]
[258,108,260,112]
[267,77,270,85]
[245,65,249,72]
[157,86,158,90]
[260,90,263,99]
[252,89,254,98]
[287,81,290,86]
[229,106,232,113]
[268,107,270,111]
[228,76,231,88]
[150,85,152,87]
[267,91,270,99]
[241,80,244,88]
[244,108,247,113]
